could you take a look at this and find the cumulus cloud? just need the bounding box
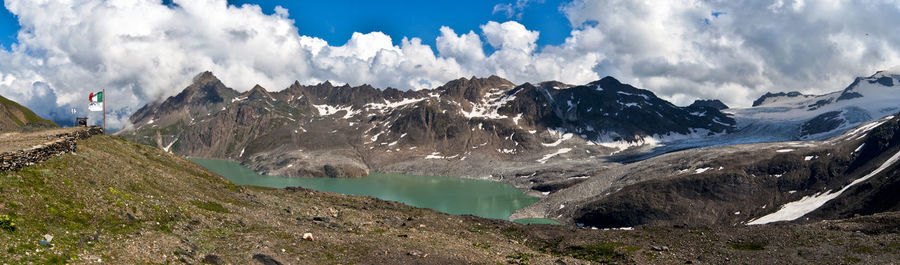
[0,0,607,130]
[561,0,900,106]
[1,0,899,130]
[435,27,485,66]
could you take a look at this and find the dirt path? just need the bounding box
[0,127,94,153]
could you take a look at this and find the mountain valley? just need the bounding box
[119,71,900,227]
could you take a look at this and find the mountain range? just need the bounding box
[120,70,900,226]
[120,72,737,178]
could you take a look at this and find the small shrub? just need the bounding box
[472,242,491,250]
[565,242,624,263]
[505,252,534,264]
[844,256,862,263]
[192,200,230,213]
[0,214,17,232]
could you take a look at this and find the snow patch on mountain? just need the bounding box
[163,138,178,153]
[314,104,359,118]
[365,97,427,112]
[749,149,900,225]
[542,129,574,147]
[461,87,518,119]
[537,148,572,164]
[425,152,459,160]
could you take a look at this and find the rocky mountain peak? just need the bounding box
[250,84,266,92]
[837,71,898,102]
[591,76,631,92]
[752,91,806,107]
[245,84,274,101]
[590,76,659,100]
[438,75,515,102]
[689,99,729,110]
[173,72,235,105]
[537,81,573,90]
[191,71,219,84]
[865,71,896,87]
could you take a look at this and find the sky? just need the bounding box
[1,0,900,129]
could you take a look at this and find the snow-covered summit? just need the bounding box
[728,71,900,141]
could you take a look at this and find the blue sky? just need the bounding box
[225,0,571,50]
[0,4,17,49]
[1,0,573,52]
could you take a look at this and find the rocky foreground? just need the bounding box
[0,133,898,264]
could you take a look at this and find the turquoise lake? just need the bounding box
[190,158,559,224]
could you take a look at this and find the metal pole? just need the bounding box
[102,88,106,131]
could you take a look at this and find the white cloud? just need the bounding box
[492,0,540,20]
[561,0,900,107]
[481,21,539,53]
[492,3,515,18]
[0,0,606,130]
[1,0,899,130]
[436,27,485,66]
[273,5,289,18]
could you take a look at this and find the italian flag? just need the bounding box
[89,91,103,102]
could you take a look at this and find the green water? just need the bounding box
[190,158,555,223]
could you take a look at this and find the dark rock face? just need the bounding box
[252,254,283,265]
[688,99,729,110]
[807,99,833,111]
[872,76,894,87]
[800,111,844,136]
[500,77,735,142]
[201,255,222,265]
[808,116,900,219]
[568,114,900,228]
[752,91,805,107]
[573,173,776,228]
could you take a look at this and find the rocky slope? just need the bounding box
[515,113,900,228]
[120,72,735,179]
[2,131,900,264]
[0,94,57,131]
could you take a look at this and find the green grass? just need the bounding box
[192,200,230,213]
[844,256,862,263]
[0,135,244,263]
[0,214,16,232]
[505,251,535,265]
[563,242,625,263]
[472,242,491,250]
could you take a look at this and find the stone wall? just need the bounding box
[0,126,104,172]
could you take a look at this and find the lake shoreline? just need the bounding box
[188,157,560,225]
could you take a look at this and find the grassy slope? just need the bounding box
[0,135,581,264]
[1,134,899,264]
[0,95,58,130]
